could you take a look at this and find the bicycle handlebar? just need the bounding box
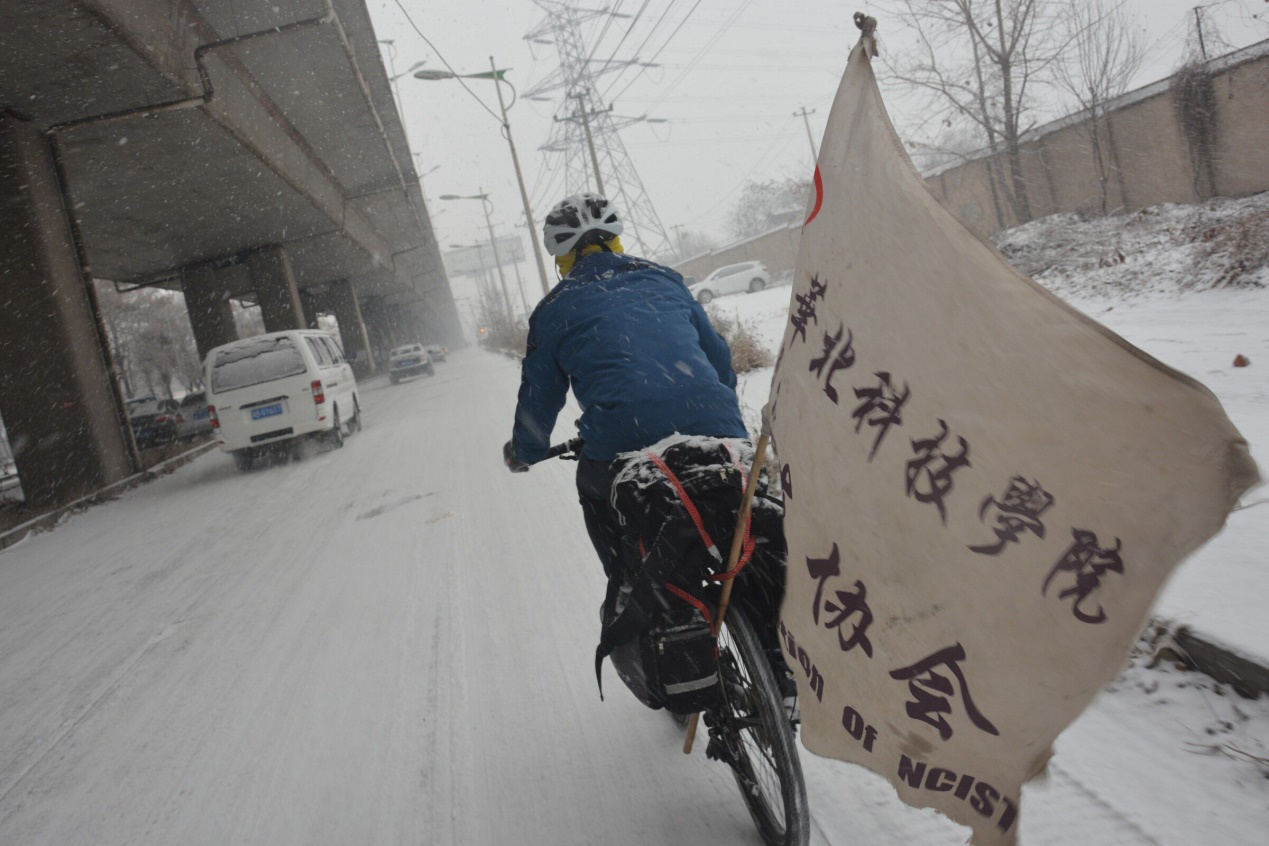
[546,437,584,460]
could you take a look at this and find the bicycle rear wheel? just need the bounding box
[711,606,809,846]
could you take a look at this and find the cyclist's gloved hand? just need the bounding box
[503,440,530,473]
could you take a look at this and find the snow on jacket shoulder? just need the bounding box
[512,251,748,463]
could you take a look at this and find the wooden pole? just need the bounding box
[683,432,771,754]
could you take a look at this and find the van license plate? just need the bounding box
[251,403,284,420]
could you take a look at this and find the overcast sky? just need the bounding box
[366,0,1267,315]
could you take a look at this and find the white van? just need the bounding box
[205,330,362,470]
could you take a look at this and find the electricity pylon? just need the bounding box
[525,1,673,259]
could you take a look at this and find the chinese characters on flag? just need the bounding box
[767,32,1258,846]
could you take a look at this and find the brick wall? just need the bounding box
[675,39,1269,281]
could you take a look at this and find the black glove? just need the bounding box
[503,440,530,473]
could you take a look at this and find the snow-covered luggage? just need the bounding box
[594,435,786,713]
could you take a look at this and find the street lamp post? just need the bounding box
[415,59,552,297]
[440,192,514,329]
[451,243,495,336]
[508,247,530,314]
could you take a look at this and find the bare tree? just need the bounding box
[93,282,204,399]
[889,0,1072,225]
[1171,5,1237,201]
[671,228,715,262]
[726,177,812,241]
[94,284,136,399]
[1055,0,1145,215]
[232,301,266,339]
[907,122,989,174]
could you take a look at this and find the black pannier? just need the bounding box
[603,585,722,713]
[594,436,786,713]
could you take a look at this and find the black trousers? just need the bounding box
[576,456,625,579]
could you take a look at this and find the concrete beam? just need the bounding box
[51,1,403,286]
[248,246,305,332]
[181,263,239,361]
[0,116,134,506]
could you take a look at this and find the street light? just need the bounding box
[413,159,440,207]
[440,191,515,329]
[415,58,552,298]
[378,41,426,75]
[392,60,428,82]
[378,39,427,154]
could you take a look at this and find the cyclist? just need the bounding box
[502,192,748,578]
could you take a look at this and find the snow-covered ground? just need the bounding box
[0,310,1265,843]
[0,197,1265,844]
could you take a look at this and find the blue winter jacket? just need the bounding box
[512,251,748,463]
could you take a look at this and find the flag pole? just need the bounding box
[683,431,772,754]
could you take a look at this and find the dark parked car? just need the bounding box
[0,459,17,491]
[128,397,181,448]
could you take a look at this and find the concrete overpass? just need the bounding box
[0,0,461,508]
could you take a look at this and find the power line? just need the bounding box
[526,0,674,258]
[638,0,754,115]
[589,0,649,77]
[389,0,504,125]
[604,0,706,103]
[623,132,809,149]
[583,0,629,69]
[595,0,686,100]
[682,115,800,227]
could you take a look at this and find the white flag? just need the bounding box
[768,34,1259,846]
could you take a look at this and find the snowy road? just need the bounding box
[0,345,1265,845]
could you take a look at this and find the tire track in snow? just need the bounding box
[0,621,186,819]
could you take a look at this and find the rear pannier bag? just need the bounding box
[594,435,787,713]
[603,585,720,713]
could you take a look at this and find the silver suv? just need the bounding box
[687,260,771,304]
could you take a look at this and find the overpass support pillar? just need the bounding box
[299,289,321,330]
[327,280,376,377]
[0,116,135,506]
[360,298,394,361]
[248,246,306,332]
[181,264,239,362]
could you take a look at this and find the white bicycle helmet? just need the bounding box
[542,192,624,257]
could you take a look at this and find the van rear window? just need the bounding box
[211,337,307,392]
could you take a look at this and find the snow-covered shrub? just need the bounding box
[993,192,1269,298]
[706,307,774,374]
[484,320,528,358]
[1186,205,1269,289]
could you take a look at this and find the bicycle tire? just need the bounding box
[713,607,809,846]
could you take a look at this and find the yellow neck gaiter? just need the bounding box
[556,235,624,277]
